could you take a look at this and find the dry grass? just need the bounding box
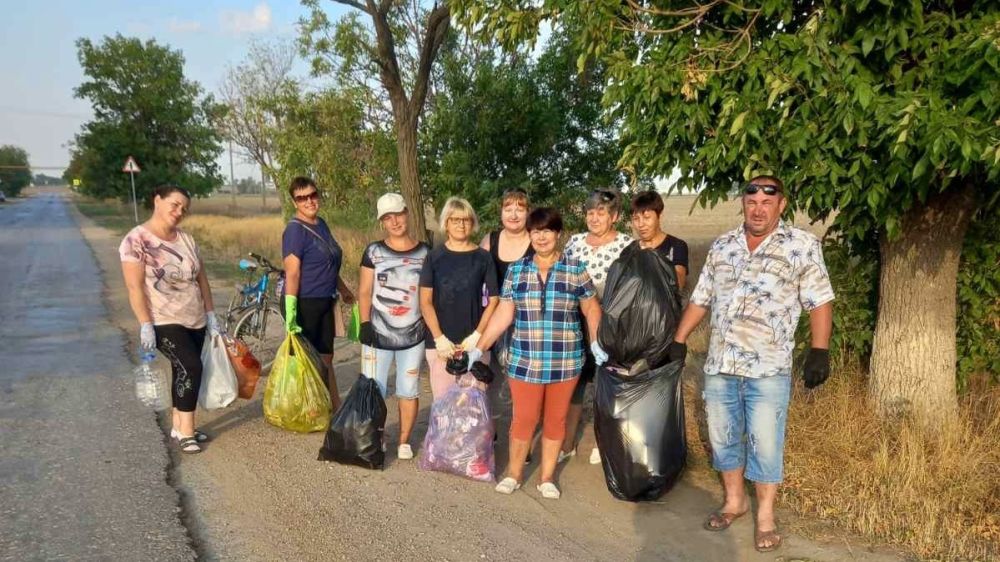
[194,193,284,217]
[781,375,1000,561]
[181,214,375,285]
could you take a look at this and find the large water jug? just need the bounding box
[134,351,170,411]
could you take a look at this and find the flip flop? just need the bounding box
[754,528,782,552]
[703,509,748,531]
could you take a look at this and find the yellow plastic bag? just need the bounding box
[263,334,332,432]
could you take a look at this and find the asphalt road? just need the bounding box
[0,189,194,560]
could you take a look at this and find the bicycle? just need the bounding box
[225,252,285,372]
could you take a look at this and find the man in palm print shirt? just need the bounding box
[670,175,834,553]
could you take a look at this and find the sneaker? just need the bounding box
[557,449,576,464]
[589,447,601,465]
[397,443,414,460]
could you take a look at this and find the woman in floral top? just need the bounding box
[119,185,221,454]
[560,188,632,466]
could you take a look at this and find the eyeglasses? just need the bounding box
[447,217,473,225]
[293,191,320,203]
[744,183,782,196]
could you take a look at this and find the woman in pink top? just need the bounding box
[119,185,221,454]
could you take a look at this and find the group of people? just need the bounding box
[120,173,833,553]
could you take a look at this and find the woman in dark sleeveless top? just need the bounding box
[479,188,533,435]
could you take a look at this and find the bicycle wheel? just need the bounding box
[233,304,285,374]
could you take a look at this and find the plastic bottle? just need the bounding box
[134,351,170,410]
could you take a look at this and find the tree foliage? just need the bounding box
[71,34,224,202]
[300,0,452,240]
[0,145,31,197]
[421,27,631,228]
[455,1,1000,422]
[267,85,397,227]
[218,39,297,184]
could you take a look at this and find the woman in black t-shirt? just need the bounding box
[419,197,499,401]
[628,191,689,288]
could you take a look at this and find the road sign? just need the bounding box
[122,156,141,173]
[122,156,141,223]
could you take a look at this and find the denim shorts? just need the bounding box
[702,373,791,484]
[361,343,424,399]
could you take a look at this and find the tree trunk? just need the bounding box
[395,115,428,242]
[869,184,976,430]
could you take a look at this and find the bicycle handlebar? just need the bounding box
[247,252,284,274]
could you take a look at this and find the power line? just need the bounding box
[0,106,90,120]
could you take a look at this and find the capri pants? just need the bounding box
[508,377,578,442]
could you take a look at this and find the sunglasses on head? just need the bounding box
[591,189,616,202]
[293,191,320,203]
[744,183,782,196]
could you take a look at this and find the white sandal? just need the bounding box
[536,481,561,499]
[494,477,521,494]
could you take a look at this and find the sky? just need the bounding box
[0,0,347,182]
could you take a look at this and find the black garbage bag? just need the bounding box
[318,375,388,469]
[594,361,686,501]
[598,243,682,368]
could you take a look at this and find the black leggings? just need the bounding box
[154,324,207,412]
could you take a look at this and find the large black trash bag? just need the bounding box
[318,375,388,469]
[594,362,686,501]
[598,243,682,368]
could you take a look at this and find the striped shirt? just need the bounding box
[502,255,596,383]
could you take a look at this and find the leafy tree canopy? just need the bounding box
[71,34,224,202]
[0,145,31,197]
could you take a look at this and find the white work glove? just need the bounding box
[205,311,222,337]
[140,322,156,352]
[467,347,483,367]
[590,341,609,366]
[460,330,481,351]
[434,334,456,360]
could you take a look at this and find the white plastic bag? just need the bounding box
[199,334,239,410]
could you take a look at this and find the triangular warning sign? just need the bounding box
[122,156,141,173]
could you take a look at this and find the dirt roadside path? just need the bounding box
[70,192,903,562]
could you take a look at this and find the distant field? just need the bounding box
[195,192,283,217]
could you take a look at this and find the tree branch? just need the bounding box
[331,0,371,15]
[409,3,450,119]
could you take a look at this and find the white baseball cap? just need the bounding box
[376,193,407,220]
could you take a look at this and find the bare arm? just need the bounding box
[579,295,602,342]
[337,274,356,305]
[476,300,515,351]
[195,258,214,312]
[809,302,833,349]
[122,261,152,325]
[675,265,688,290]
[673,303,709,343]
[419,287,445,339]
[357,266,374,322]
[283,254,301,298]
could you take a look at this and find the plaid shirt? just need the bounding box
[690,221,835,378]
[502,255,596,383]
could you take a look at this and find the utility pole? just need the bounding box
[228,139,236,213]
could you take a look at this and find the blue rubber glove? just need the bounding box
[590,341,608,366]
[467,347,483,367]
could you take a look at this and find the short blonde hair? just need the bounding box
[438,196,479,237]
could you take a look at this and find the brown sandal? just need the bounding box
[754,528,782,552]
[703,509,748,531]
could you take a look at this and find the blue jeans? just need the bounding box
[361,343,424,399]
[702,373,791,484]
